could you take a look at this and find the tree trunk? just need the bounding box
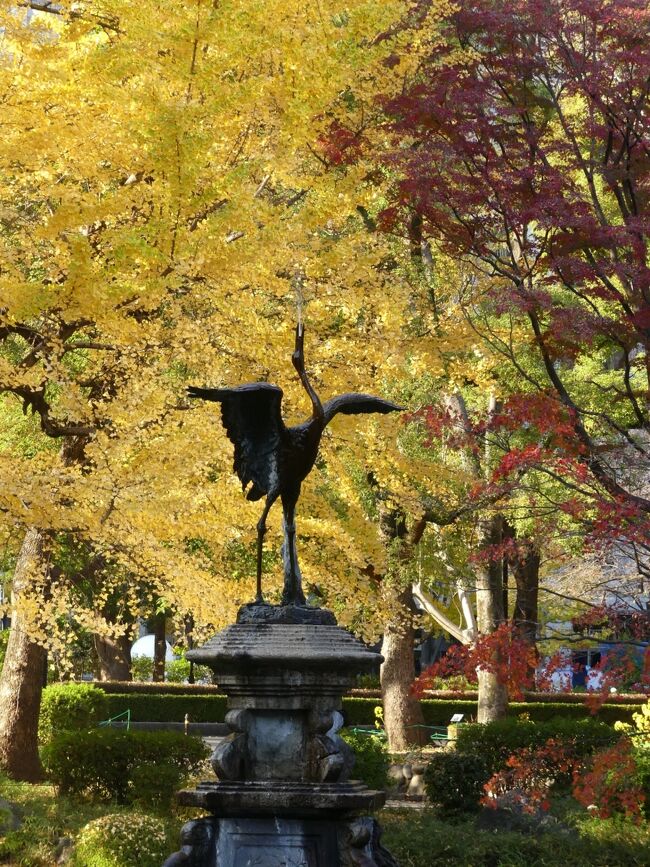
[380,587,427,750]
[185,615,195,684]
[152,611,166,682]
[94,633,132,682]
[512,541,540,646]
[475,515,508,723]
[0,528,47,781]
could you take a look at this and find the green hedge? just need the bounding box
[105,693,227,723]
[456,717,621,776]
[94,680,222,695]
[381,810,650,867]
[343,697,638,727]
[102,692,638,726]
[340,729,390,790]
[42,729,208,804]
[40,684,108,743]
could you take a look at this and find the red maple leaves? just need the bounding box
[413,622,538,700]
[373,0,650,534]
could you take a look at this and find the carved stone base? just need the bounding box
[162,815,399,867]
[167,605,399,865]
[177,780,385,817]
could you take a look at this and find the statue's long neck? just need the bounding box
[293,324,324,426]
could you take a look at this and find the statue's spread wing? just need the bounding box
[187,383,285,500]
[322,393,403,425]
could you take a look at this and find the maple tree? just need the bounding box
[413,622,538,701]
[371,0,650,552]
[320,0,650,733]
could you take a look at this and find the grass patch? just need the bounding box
[380,808,650,867]
[0,775,182,866]
[2,775,648,867]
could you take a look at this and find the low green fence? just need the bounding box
[104,692,638,726]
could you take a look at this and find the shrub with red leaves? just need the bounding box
[573,738,645,821]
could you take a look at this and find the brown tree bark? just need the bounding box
[94,633,132,682]
[152,611,167,682]
[380,586,427,750]
[375,497,426,751]
[0,528,47,781]
[512,541,540,646]
[475,515,508,723]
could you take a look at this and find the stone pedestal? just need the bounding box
[163,603,398,866]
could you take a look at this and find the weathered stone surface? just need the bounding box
[340,817,401,867]
[187,622,381,679]
[216,817,340,866]
[162,819,216,867]
[237,602,337,626]
[211,733,246,781]
[387,763,407,793]
[406,762,427,800]
[54,836,74,865]
[165,604,398,866]
[247,710,306,780]
[177,781,385,818]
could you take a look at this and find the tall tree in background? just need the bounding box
[376,0,650,543]
[0,0,439,778]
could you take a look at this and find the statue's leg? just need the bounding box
[281,498,306,605]
[256,497,274,602]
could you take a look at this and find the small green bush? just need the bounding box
[163,657,213,684]
[340,729,389,790]
[39,683,109,743]
[456,717,621,776]
[424,752,490,814]
[42,729,208,803]
[73,812,169,867]
[130,656,154,682]
[129,762,182,809]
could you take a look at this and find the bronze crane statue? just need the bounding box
[187,324,402,606]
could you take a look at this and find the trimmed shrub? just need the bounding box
[635,747,650,819]
[99,691,639,727]
[105,693,227,722]
[129,763,182,809]
[42,729,208,803]
[456,717,621,776]
[340,729,389,790]
[93,681,222,695]
[424,752,490,814]
[39,683,108,743]
[73,812,168,867]
[342,697,638,728]
[164,658,213,684]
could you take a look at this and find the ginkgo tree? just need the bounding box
[0,0,452,779]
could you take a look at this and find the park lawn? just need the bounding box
[0,775,183,866]
[1,776,649,867]
[380,805,650,867]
